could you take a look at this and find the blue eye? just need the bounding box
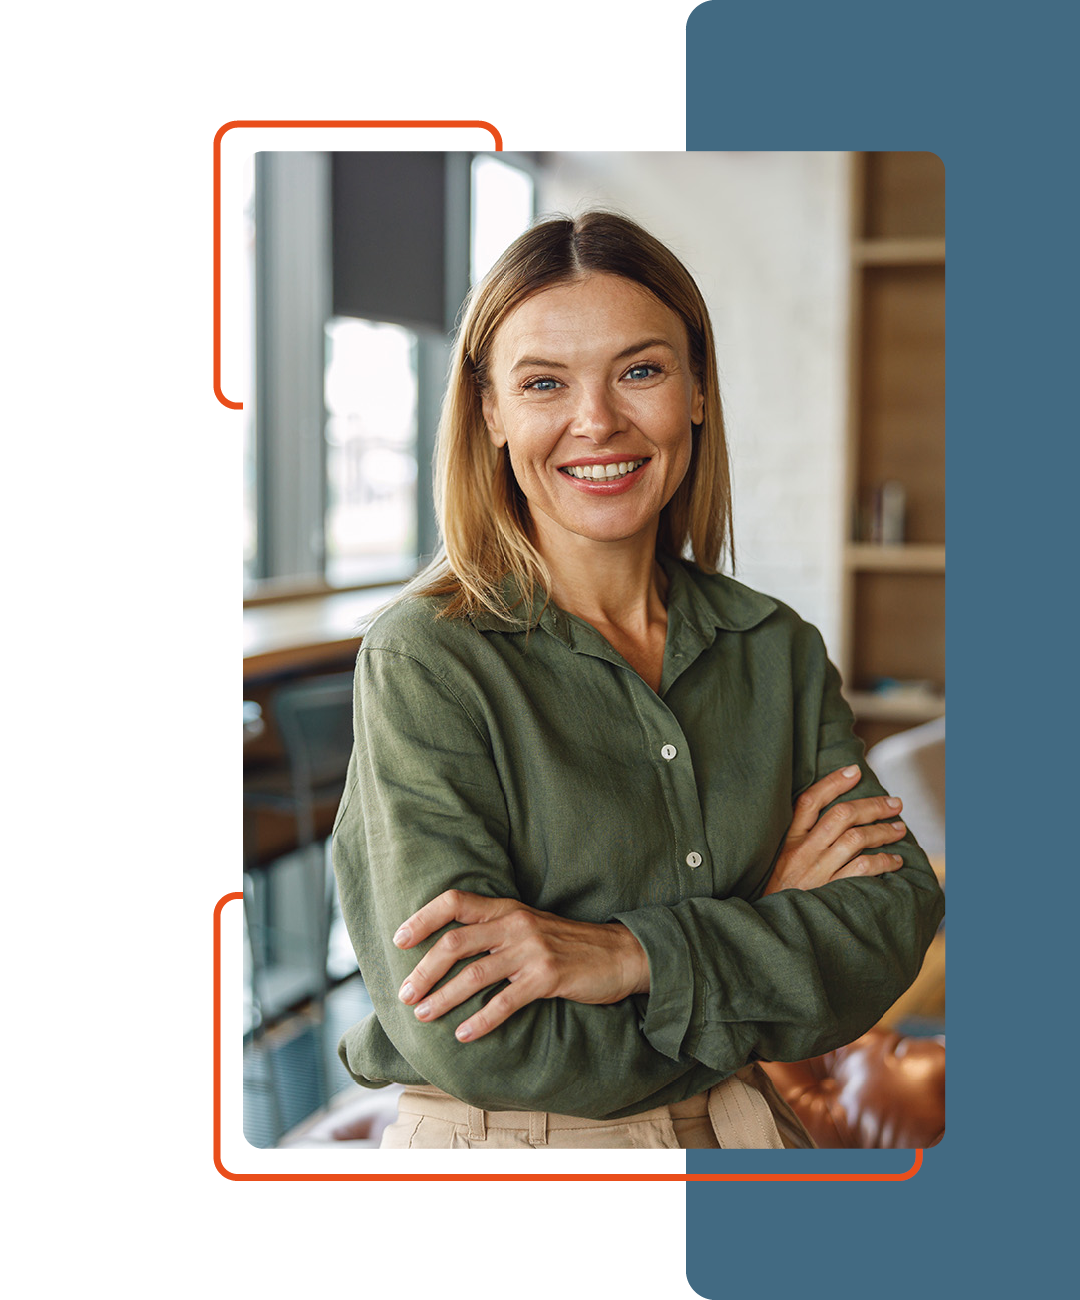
[626,364,659,381]
[526,378,561,391]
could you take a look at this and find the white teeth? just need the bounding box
[563,459,644,481]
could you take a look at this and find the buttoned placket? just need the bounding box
[655,600,723,883]
[636,686,711,878]
[540,601,717,888]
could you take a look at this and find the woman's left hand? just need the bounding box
[392,891,650,1043]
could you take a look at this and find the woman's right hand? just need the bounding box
[762,765,908,896]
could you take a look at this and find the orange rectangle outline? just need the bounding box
[215,119,925,1180]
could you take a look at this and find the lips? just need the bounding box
[556,456,650,493]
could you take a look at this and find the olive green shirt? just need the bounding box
[332,558,944,1121]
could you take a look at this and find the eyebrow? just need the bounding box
[509,337,677,372]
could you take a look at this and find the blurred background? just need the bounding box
[242,151,945,1147]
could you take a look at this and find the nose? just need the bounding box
[568,382,623,443]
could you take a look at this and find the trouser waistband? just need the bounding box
[396,1067,785,1148]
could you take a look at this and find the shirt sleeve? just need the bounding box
[332,641,724,1120]
[612,634,946,1072]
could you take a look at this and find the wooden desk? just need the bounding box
[244,585,402,862]
[243,585,402,681]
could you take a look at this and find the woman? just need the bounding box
[332,212,944,1149]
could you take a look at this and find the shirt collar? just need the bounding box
[470,558,776,640]
[659,555,777,635]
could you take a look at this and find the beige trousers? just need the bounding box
[380,1065,815,1150]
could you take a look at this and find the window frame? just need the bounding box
[245,150,536,605]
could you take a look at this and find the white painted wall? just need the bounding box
[535,152,851,657]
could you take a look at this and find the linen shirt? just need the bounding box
[332,558,945,1121]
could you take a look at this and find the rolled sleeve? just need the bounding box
[611,905,695,1061]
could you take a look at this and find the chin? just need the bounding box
[569,516,658,546]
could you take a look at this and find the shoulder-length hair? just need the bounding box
[407,210,733,621]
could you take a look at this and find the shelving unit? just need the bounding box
[841,153,946,751]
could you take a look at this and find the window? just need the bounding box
[471,154,536,283]
[245,152,535,596]
[323,318,419,587]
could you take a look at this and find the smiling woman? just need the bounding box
[330,212,944,1149]
[483,275,702,555]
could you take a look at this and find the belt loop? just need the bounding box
[707,1075,784,1149]
[528,1109,548,1148]
[466,1105,487,1142]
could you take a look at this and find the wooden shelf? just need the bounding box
[842,153,946,750]
[845,543,946,572]
[853,237,945,266]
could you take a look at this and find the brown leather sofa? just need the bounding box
[762,1025,945,1149]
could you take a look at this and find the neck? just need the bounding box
[533,524,668,635]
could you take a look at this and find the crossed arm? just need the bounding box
[394,763,912,1043]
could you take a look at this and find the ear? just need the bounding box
[482,392,507,448]
[691,380,705,427]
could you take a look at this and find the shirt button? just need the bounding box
[686,851,702,869]
[661,743,678,760]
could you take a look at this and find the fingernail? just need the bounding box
[892,821,905,831]
[455,1024,472,1041]
[399,982,414,1003]
[393,926,410,947]
[842,766,859,778]
[886,797,902,809]
[893,855,904,865]
[415,1002,431,1020]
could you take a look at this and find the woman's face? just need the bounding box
[481,272,704,563]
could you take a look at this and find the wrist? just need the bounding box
[608,922,650,997]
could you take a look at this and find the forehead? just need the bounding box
[490,273,689,365]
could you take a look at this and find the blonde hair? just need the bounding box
[407,211,733,622]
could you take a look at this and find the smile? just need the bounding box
[559,459,646,482]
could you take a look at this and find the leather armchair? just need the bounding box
[762,1026,945,1149]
